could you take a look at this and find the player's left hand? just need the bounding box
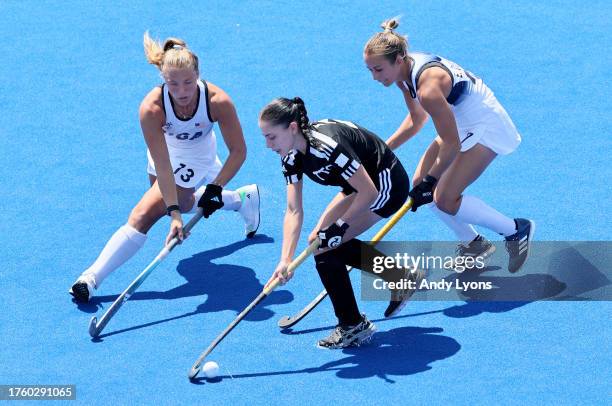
[318,220,349,249]
[408,175,437,211]
[198,183,224,218]
[308,229,318,245]
[166,213,186,245]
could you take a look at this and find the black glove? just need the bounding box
[408,175,437,212]
[318,220,350,249]
[197,183,224,218]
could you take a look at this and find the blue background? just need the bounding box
[1,1,610,404]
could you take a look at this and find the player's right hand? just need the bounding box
[269,260,292,286]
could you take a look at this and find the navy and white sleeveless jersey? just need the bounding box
[401,52,521,155]
[160,79,216,155]
[147,79,221,188]
[281,119,398,194]
[403,52,487,107]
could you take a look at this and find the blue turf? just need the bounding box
[1,1,610,404]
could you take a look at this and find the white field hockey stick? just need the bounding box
[88,209,204,338]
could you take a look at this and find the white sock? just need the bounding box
[189,186,241,213]
[454,195,516,236]
[83,224,147,286]
[428,203,478,243]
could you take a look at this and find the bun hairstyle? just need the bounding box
[364,16,409,63]
[143,31,199,73]
[259,97,311,134]
[381,17,400,32]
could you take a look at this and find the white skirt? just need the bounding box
[454,85,521,155]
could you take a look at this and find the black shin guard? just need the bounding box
[315,250,362,326]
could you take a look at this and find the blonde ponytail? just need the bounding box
[143,31,199,73]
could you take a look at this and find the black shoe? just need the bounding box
[384,268,424,318]
[504,218,536,273]
[452,235,496,273]
[317,314,376,349]
[68,274,96,303]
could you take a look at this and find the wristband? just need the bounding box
[166,205,180,216]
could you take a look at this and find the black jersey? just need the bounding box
[281,119,398,194]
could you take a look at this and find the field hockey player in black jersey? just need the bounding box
[259,97,424,349]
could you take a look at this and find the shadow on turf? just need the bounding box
[191,326,460,384]
[439,245,612,316]
[439,265,564,318]
[196,248,602,382]
[87,234,298,339]
[279,262,584,336]
[276,266,550,336]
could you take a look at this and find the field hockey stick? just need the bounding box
[88,209,204,338]
[187,239,320,380]
[277,198,413,329]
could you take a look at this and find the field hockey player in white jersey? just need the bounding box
[69,33,260,303]
[364,18,535,273]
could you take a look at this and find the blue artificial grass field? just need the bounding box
[1,1,610,404]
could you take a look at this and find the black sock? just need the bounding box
[315,250,362,326]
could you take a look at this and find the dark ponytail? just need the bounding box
[260,97,311,134]
[291,97,311,134]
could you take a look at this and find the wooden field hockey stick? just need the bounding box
[276,198,413,329]
[88,209,204,338]
[187,239,320,380]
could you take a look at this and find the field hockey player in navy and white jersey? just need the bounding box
[259,97,424,349]
[364,17,535,273]
[69,33,260,303]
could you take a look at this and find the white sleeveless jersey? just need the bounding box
[161,79,217,160]
[403,52,490,110]
[403,52,521,155]
[146,79,222,188]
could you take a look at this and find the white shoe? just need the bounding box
[69,273,96,303]
[236,184,260,238]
